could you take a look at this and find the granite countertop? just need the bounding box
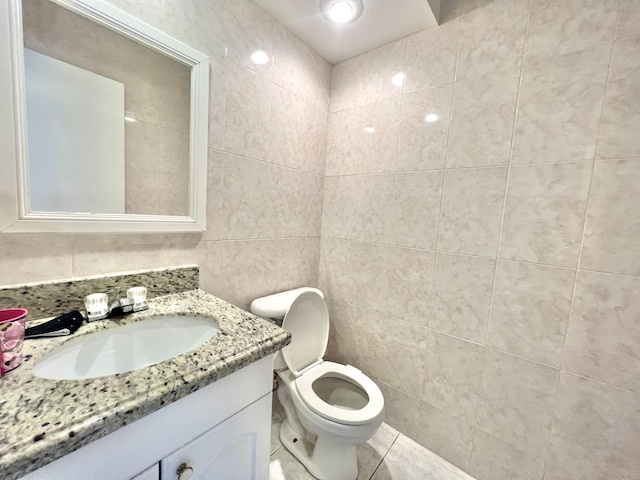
[0,289,290,480]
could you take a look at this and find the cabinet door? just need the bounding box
[161,393,271,480]
[130,463,159,480]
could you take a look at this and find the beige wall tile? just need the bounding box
[387,171,444,250]
[224,61,272,160]
[499,162,592,267]
[455,0,529,79]
[469,428,545,480]
[376,381,422,439]
[422,331,485,423]
[563,271,640,393]
[397,84,453,172]
[476,349,559,458]
[580,159,640,275]
[447,67,520,168]
[597,37,640,159]
[545,372,640,479]
[438,167,508,257]
[319,238,388,311]
[321,174,395,243]
[0,235,73,285]
[326,98,401,176]
[219,154,322,239]
[512,45,611,164]
[380,247,435,326]
[430,253,495,343]
[415,401,475,472]
[526,0,617,57]
[616,0,640,41]
[404,20,459,93]
[212,237,319,310]
[488,260,575,367]
[330,40,406,112]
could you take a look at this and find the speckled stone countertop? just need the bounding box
[0,289,290,480]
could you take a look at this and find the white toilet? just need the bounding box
[250,287,384,480]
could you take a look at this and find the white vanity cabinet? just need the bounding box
[160,394,271,480]
[130,464,159,480]
[22,355,274,480]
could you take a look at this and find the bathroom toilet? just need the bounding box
[250,288,384,480]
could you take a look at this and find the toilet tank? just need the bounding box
[250,287,324,319]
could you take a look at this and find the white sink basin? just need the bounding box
[33,315,219,380]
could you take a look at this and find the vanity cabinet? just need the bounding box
[130,464,159,480]
[22,355,274,480]
[160,394,270,480]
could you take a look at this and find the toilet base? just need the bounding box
[280,418,358,480]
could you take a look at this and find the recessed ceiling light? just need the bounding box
[251,50,270,65]
[424,113,439,122]
[320,0,364,24]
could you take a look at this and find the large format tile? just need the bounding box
[511,45,611,164]
[403,20,460,93]
[421,331,485,423]
[397,85,453,172]
[430,253,495,343]
[563,271,640,393]
[224,61,272,161]
[499,162,592,267]
[475,349,559,458]
[371,434,475,480]
[415,401,475,472]
[220,154,323,240]
[379,247,436,326]
[322,174,395,244]
[0,235,73,285]
[447,67,520,168]
[356,423,399,480]
[488,260,574,367]
[455,0,528,79]
[438,167,508,257]
[269,446,316,480]
[597,37,640,159]
[469,428,545,480]
[326,98,401,176]
[212,238,319,310]
[319,239,388,311]
[525,0,618,58]
[330,40,406,112]
[545,372,640,479]
[580,159,640,275]
[325,298,429,399]
[386,171,444,250]
[616,0,640,41]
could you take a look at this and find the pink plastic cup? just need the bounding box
[0,309,28,377]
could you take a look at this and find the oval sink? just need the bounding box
[33,315,219,380]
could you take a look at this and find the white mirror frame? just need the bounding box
[0,0,209,233]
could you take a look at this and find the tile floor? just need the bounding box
[269,393,476,480]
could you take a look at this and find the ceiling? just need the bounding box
[254,0,441,64]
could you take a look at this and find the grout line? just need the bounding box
[368,433,401,480]
[472,0,532,457]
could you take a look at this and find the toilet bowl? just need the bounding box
[250,288,384,480]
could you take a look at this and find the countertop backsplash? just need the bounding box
[0,265,199,320]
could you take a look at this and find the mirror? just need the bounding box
[0,0,209,233]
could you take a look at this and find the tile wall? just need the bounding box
[0,0,331,310]
[321,0,640,478]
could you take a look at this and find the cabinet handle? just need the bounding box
[176,462,194,480]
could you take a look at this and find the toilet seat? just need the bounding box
[295,361,384,426]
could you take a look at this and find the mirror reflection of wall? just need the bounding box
[22,0,192,216]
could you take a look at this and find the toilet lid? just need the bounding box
[281,290,329,375]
